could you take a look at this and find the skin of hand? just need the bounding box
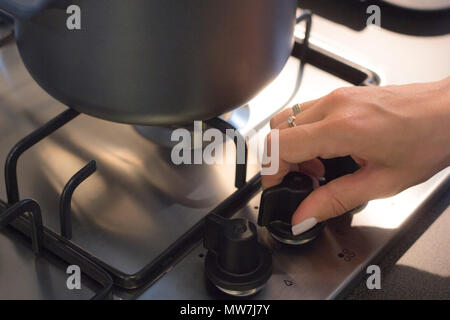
[262,77,450,229]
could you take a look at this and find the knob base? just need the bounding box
[215,284,267,297]
[268,221,326,245]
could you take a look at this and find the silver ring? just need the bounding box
[292,103,301,115]
[287,115,297,128]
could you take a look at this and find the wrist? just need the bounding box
[416,78,450,170]
[435,77,450,167]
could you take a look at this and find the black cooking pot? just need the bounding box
[0,0,298,125]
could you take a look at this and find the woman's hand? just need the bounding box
[263,77,450,235]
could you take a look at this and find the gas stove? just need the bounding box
[0,4,449,300]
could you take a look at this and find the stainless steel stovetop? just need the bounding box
[0,6,449,300]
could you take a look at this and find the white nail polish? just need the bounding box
[292,217,318,236]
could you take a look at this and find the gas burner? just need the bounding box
[134,105,250,149]
[134,123,205,149]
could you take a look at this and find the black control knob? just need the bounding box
[320,156,366,213]
[204,214,272,297]
[258,172,325,245]
[320,156,360,182]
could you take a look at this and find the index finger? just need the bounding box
[262,122,351,188]
[270,98,320,129]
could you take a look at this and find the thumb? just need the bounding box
[291,166,385,235]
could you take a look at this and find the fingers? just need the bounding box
[262,158,325,189]
[297,159,325,178]
[261,123,350,189]
[276,108,326,130]
[261,130,293,189]
[278,123,350,163]
[270,99,321,129]
[291,166,388,230]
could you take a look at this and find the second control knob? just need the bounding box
[204,214,272,297]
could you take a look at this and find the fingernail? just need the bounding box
[292,217,318,236]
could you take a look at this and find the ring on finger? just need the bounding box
[287,115,297,128]
[292,103,302,116]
